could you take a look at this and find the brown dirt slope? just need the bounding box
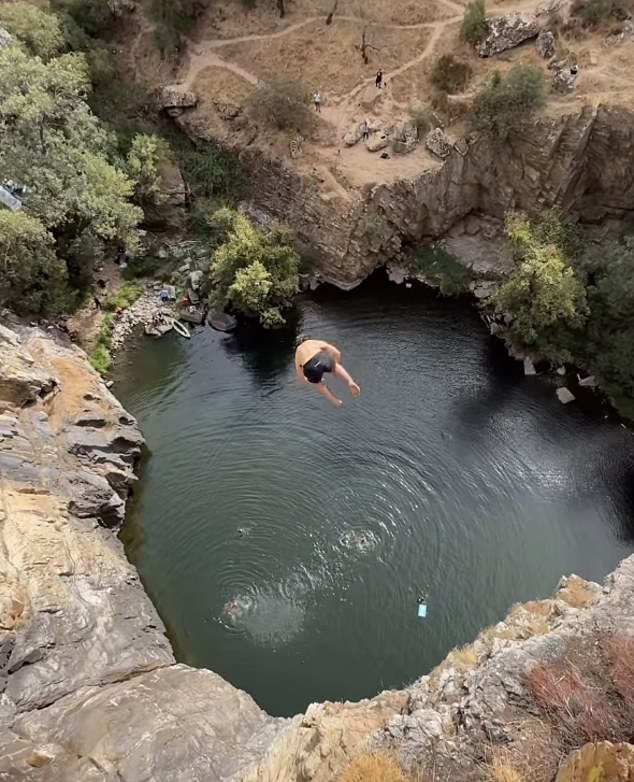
[120,0,634,199]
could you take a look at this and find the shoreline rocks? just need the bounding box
[110,286,176,353]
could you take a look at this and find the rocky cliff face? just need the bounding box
[227,105,634,287]
[0,321,632,781]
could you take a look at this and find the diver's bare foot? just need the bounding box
[333,398,343,407]
[349,382,360,397]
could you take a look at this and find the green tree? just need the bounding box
[580,238,634,397]
[0,2,65,60]
[470,65,546,144]
[494,212,588,360]
[0,42,142,312]
[208,210,299,326]
[50,0,114,40]
[126,134,170,206]
[149,0,200,52]
[461,0,487,44]
[0,212,70,314]
[0,45,141,245]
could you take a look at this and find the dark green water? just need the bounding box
[115,275,634,717]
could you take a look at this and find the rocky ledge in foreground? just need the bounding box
[0,321,632,781]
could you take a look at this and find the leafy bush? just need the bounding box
[149,0,201,53]
[50,0,115,40]
[89,342,112,374]
[431,55,473,94]
[461,0,488,44]
[0,212,71,314]
[175,143,240,197]
[470,65,546,144]
[208,210,299,326]
[494,212,588,361]
[247,80,314,132]
[405,246,473,296]
[127,134,171,206]
[0,2,65,60]
[106,283,143,311]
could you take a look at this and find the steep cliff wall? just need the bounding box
[0,322,632,781]
[232,105,634,287]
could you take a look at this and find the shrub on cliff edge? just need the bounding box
[461,0,488,44]
[470,65,546,144]
[247,80,314,133]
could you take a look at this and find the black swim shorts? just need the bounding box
[302,350,334,383]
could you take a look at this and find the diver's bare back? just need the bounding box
[294,337,360,406]
[295,339,336,371]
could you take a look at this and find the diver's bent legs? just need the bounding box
[334,363,360,396]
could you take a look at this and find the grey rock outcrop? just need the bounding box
[552,67,578,93]
[477,12,540,56]
[0,325,286,781]
[158,86,198,115]
[367,131,390,152]
[536,29,556,58]
[232,103,634,289]
[344,122,365,146]
[208,309,238,332]
[392,120,418,154]
[425,127,452,158]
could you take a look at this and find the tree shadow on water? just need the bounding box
[450,335,525,438]
[220,307,302,386]
[606,458,634,543]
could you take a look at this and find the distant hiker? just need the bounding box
[93,295,102,311]
[375,69,383,88]
[313,90,321,112]
[361,119,369,141]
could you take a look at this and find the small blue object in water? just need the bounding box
[417,597,427,619]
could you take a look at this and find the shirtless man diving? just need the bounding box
[295,335,360,406]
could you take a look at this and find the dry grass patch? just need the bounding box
[558,576,599,608]
[526,660,626,747]
[339,752,406,782]
[448,643,479,668]
[605,634,634,706]
[488,753,524,782]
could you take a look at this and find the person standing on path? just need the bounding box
[361,119,369,141]
[295,335,360,407]
[375,69,383,88]
[313,90,321,112]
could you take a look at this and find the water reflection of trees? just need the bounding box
[450,335,524,438]
[221,305,301,385]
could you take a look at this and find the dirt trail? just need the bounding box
[183,49,259,89]
[143,0,613,201]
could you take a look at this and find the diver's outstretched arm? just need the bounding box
[334,363,360,396]
[318,382,342,406]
